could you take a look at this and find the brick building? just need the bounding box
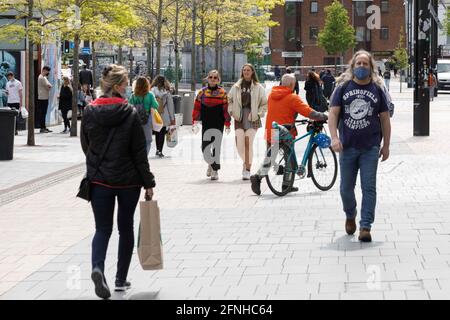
[270,0,406,71]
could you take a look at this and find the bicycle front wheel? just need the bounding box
[308,144,337,191]
[265,143,296,197]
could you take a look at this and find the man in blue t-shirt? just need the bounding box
[329,50,391,243]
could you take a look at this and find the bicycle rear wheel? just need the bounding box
[308,144,337,191]
[265,143,296,197]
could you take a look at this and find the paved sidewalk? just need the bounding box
[1,79,450,300]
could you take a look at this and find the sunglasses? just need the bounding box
[208,76,219,80]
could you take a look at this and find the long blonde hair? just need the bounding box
[336,50,383,86]
[100,64,128,97]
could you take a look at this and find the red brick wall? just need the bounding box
[270,0,406,70]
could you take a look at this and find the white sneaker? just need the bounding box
[242,170,251,180]
[206,165,212,177]
[211,170,219,180]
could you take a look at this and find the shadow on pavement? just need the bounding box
[326,235,384,251]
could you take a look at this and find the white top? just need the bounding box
[38,74,51,100]
[6,79,23,104]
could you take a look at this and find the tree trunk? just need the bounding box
[232,41,236,82]
[191,0,197,91]
[91,41,97,89]
[214,14,219,70]
[27,0,35,146]
[156,0,163,75]
[174,0,179,94]
[200,13,206,82]
[147,33,152,78]
[71,33,80,137]
[118,46,123,65]
[129,46,133,84]
[219,37,223,77]
[400,69,402,93]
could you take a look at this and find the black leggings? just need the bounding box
[61,108,70,129]
[154,126,167,153]
[201,127,224,171]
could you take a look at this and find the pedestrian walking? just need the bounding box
[79,64,94,93]
[321,69,336,100]
[428,69,437,102]
[37,66,53,133]
[58,76,72,133]
[5,71,23,135]
[129,76,159,154]
[250,73,328,195]
[328,50,391,243]
[228,63,268,180]
[0,62,10,107]
[77,86,86,116]
[383,69,391,91]
[304,71,321,107]
[151,75,176,158]
[192,70,231,181]
[81,64,156,299]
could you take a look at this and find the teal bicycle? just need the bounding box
[264,120,338,197]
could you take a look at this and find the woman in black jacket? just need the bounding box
[81,64,155,299]
[304,71,321,108]
[58,76,72,133]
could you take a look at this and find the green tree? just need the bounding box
[318,0,356,73]
[393,26,408,93]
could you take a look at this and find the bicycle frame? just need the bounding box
[280,128,317,174]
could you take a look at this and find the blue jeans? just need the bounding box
[90,184,141,283]
[339,146,379,230]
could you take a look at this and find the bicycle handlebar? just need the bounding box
[295,119,327,125]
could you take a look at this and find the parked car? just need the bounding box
[437,59,450,91]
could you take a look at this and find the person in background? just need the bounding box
[79,64,94,93]
[37,66,53,133]
[5,71,23,135]
[81,64,155,299]
[321,69,336,100]
[304,71,321,108]
[228,63,267,180]
[192,70,231,181]
[151,75,176,158]
[129,76,159,154]
[78,86,86,116]
[280,67,299,95]
[383,68,391,92]
[58,76,72,133]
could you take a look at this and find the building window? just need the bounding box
[286,3,296,17]
[355,1,366,17]
[286,28,296,42]
[380,27,389,40]
[324,57,337,65]
[356,27,365,42]
[381,0,389,13]
[310,1,318,14]
[310,27,319,41]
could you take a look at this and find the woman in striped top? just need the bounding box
[192,70,231,181]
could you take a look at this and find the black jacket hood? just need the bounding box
[87,97,132,127]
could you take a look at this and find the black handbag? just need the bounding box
[77,128,116,201]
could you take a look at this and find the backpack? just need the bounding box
[338,80,394,118]
[133,95,150,125]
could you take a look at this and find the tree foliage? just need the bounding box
[317,0,356,56]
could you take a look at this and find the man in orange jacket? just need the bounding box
[250,74,328,195]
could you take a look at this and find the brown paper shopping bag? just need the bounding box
[137,200,163,270]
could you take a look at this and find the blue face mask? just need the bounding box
[353,67,370,80]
